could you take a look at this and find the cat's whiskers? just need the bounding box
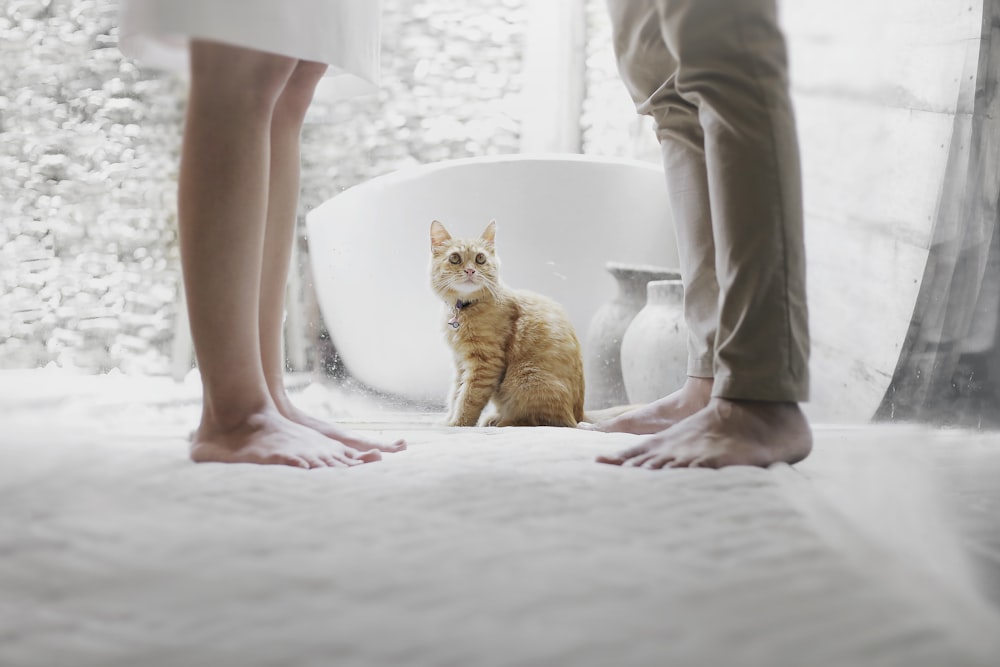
[481,279,501,304]
[435,272,468,293]
[437,271,496,301]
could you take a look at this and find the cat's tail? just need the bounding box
[580,404,644,425]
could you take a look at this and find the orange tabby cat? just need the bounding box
[429,219,585,427]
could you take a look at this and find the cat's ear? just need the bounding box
[480,220,497,247]
[430,220,451,252]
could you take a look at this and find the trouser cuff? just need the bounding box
[712,372,809,403]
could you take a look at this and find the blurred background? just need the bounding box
[2,0,999,426]
[0,0,649,376]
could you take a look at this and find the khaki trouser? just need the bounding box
[607,0,810,402]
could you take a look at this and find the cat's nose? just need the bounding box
[465,268,476,276]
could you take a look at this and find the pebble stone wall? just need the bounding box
[1,0,645,375]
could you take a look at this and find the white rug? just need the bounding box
[2,370,999,667]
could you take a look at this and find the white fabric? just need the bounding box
[118,0,382,98]
[2,371,1000,666]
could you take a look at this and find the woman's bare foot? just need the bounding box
[273,395,407,454]
[596,397,812,469]
[190,406,387,468]
[584,377,713,434]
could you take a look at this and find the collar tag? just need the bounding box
[450,299,474,328]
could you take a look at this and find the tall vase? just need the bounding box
[620,279,688,404]
[584,263,680,409]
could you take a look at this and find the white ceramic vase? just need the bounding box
[584,263,680,408]
[620,279,688,404]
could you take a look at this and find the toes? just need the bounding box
[666,455,707,469]
[597,453,636,466]
[344,435,407,453]
[583,415,625,433]
[384,438,407,453]
[596,440,652,465]
[618,442,655,461]
[626,453,657,468]
[300,454,328,469]
[686,455,724,469]
[311,452,369,469]
[349,448,383,464]
[321,453,358,468]
[588,419,619,434]
[266,453,311,469]
[598,438,684,470]
[642,455,675,470]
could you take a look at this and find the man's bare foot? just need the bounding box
[583,377,713,434]
[596,397,812,469]
[190,406,389,468]
[272,394,406,454]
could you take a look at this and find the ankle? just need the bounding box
[268,391,302,420]
[681,376,713,403]
[710,397,809,426]
[714,397,802,411]
[200,398,279,436]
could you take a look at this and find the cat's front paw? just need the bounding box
[483,414,502,427]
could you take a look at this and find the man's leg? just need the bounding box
[258,60,404,455]
[180,40,387,467]
[591,0,716,434]
[598,0,812,468]
[666,0,810,402]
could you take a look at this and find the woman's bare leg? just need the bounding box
[179,40,383,468]
[258,60,404,454]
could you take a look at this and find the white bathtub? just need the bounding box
[305,154,678,403]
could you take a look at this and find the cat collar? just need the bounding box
[449,299,475,328]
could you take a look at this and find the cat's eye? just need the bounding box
[475,253,486,265]
[449,253,461,264]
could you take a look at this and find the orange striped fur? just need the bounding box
[429,220,585,427]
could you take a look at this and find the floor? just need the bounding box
[2,369,999,667]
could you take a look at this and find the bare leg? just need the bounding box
[585,376,712,434]
[597,398,811,468]
[258,60,404,454]
[180,40,385,468]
